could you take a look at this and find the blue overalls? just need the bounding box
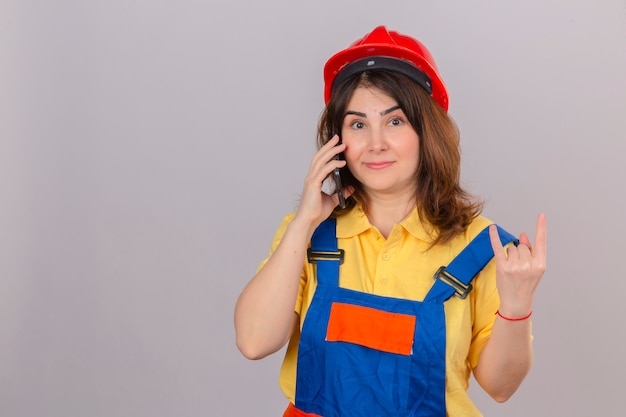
[287,218,517,417]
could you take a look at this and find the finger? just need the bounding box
[489,225,506,262]
[322,134,340,148]
[533,212,547,262]
[321,134,344,155]
[312,135,340,163]
[511,240,532,259]
[518,232,532,249]
[310,137,345,178]
[320,139,347,171]
[330,138,346,161]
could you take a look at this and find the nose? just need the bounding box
[368,126,388,153]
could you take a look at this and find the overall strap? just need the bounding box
[307,218,343,287]
[424,225,518,304]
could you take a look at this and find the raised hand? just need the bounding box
[489,213,547,319]
[295,135,353,228]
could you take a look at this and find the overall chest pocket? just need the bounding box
[323,302,420,416]
[326,302,416,355]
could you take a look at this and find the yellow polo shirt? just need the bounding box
[260,204,504,416]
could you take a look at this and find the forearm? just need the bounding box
[473,315,533,402]
[476,217,546,401]
[234,217,315,359]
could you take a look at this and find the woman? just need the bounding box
[235,26,547,417]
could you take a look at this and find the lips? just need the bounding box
[364,161,394,170]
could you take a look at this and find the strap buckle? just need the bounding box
[307,248,345,264]
[433,266,473,299]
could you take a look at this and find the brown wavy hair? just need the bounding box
[317,71,483,245]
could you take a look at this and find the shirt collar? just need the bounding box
[401,208,437,242]
[336,204,371,238]
[336,203,437,242]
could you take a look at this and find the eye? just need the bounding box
[350,121,365,130]
[389,118,404,127]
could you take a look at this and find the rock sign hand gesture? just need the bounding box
[489,213,547,319]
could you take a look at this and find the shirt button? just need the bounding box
[382,252,390,261]
[380,276,389,283]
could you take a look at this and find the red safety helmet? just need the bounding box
[323,26,449,112]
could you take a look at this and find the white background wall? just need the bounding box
[1,1,625,416]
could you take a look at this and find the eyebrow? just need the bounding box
[344,105,402,118]
[381,105,401,116]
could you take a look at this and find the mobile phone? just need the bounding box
[333,166,346,209]
[333,135,346,209]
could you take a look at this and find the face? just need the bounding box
[341,85,420,199]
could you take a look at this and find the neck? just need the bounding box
[365,191,416,239]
